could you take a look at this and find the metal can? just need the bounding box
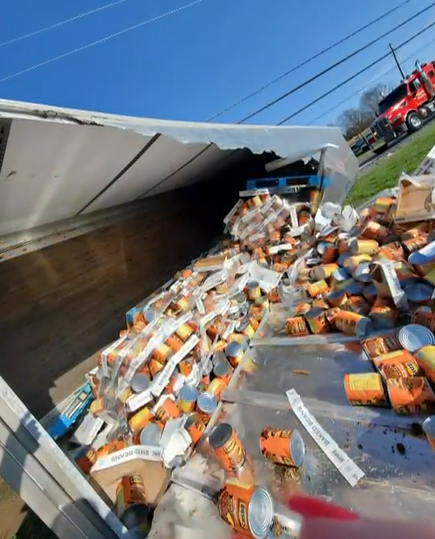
[386,377,435,414]
[348,239,379,256]
[361,334,401,359]
[178,385,199,414]
[131,373,150,394]
[307,279,329,298]
[333,310,372,337]
[209,423,247,473]
[343,373,388,407]
[325,289,348,307]
[304,308,329,335]
[139,423,162,446]
[372,350,420,380]
[422,416,435,455]
[154,397,181,423]
[213,359,234,385]
[285,317,310,337]
[402,234,428,254]
[225,342,244,368]
[196,392,218,425]
[128,407,154,433]
[369,299,399,329]
[313,263,338,281]
[343,295,370,316]
[414,345,435,385]
[207,377,227,398]
[362,221,388,240]
[184,412,206,445]
[398,324,435,353]
[259,427,305,467]
[246,280,262,301]
[218,480,274,539]
[115,475,153,537]
[318,242,338,264]
[96,440,128,459]
[152,342,172,364]
[295,302,311,315]
[411,310,435,331]
[75,447,97,475]
[165,334,184,352]
[175,323,194,342]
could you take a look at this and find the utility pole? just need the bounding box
[389,43,406,79]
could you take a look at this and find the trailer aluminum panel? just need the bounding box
[0,98,357,236]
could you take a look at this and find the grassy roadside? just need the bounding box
[346,121,435,207]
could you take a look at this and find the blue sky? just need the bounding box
[2,0,435,127]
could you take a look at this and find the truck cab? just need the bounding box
[370,60,435,147]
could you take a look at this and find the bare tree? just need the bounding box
[337,107,373,139]
[359,83,392,116]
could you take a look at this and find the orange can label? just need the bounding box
[213,432,246,473]
[387,377,435,414]
[259,428,296,466]
[207,377,227,397]
[218,479,254,534]
[115,475,147,516]
[305,310,329,335]
[185,413,206,445]
[75,448,97,475]
[96,440,127,459]
[154,398,181,423]
[307,280,329,298]
[286,317,309,337]
[333,311,366,336]
[128,407,153,433]
[372,350,420,380]
[415,345,435,385]
[361,335,401,359]
[344,373,387,406]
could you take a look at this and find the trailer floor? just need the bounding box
[0,201,216,538]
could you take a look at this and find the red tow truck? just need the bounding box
[370,60,435,148]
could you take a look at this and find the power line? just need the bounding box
[306,34,435,125]
[236,1,435,124]
[0,0,136,48]
[277,19,435,125]
[0,0,207,84]
[206,0,414,121]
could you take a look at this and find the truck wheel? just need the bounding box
[406,112,423,132]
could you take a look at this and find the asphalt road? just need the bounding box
[358,114,435,172]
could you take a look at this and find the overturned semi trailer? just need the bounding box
[0,98,358,539]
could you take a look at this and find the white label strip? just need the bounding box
[286,389,364,487]
[91,444,163,472]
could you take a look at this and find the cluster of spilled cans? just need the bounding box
[281,196,435,340]
[344,321,435,415]
[208,423,305,539]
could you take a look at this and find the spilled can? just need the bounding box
[184,412,206,445]
[307,280,329,298]
[304,308,329,335]
[217,479,274,539]
[414,345,435,385]
[209,423,246,473]
[259,427,305,467]
[128,407,153,433]
[343,373,388,407]
[225,342,244,368]
[398,324,435,353]
[386,377,435,414]
[196,392,218,425]
[139,423,162,446]
[361,334,401,359]
[285,317,310,337]
[422,416,435,455]
[333,311,372,337]
[246,280,262,301]
[178,385,199,414]
[372,350,420,380]
[115,475,153,537]
[348,238,379,256]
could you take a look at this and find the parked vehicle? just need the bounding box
[370,59,435,149]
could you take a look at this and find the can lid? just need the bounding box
[131,374,150,394]
[398,324,435,353]
[289,429,306,467]
[139,423,162,446]
[246,280,260,289]
[179,384,199,402]
[248,487,275,539]
[197,392,218,414]
[405,283,434,303]
[225,342,242,357]
[353,262,372,283]
[209,423,233,448]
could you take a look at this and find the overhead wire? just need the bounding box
[0,0,137,48]
[277,19,435,125]
[306,34,435,125]
[0,0,207,84]
[235,1,435,124]
[205,0,414,121]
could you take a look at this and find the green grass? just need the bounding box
[346,121,435,207]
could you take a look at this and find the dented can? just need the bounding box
[343,373,388,407]
[217,479,274,539]
[259,427,305,467]
[333,310,372,337]
[209,423,246,473]
[285,316,310,337]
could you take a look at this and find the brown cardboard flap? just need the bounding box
[90,459,171,508]
[395,176,435,223]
